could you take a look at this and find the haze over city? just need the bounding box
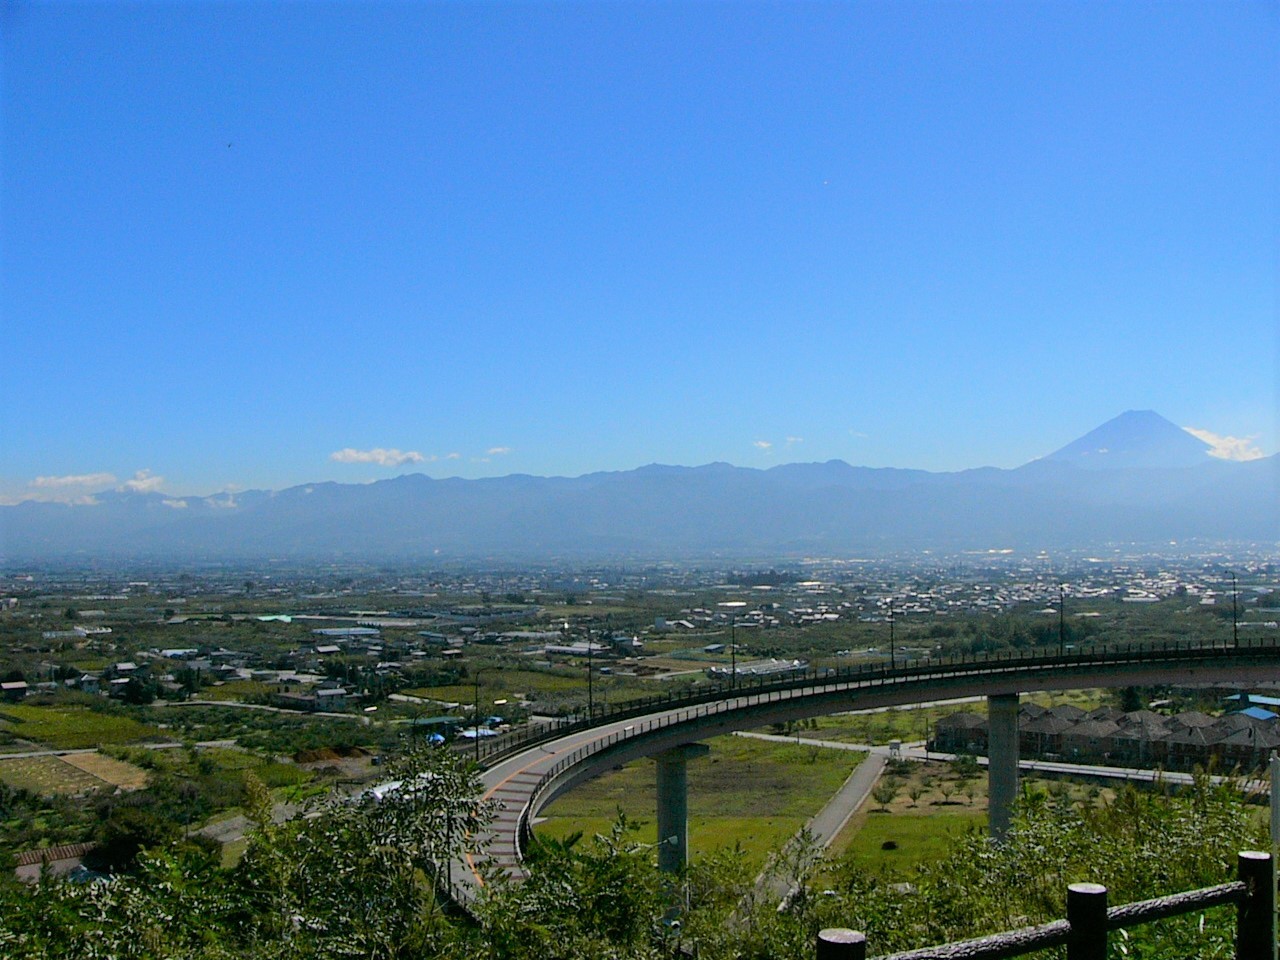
[3,2,1276,507]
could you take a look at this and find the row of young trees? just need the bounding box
[0,747,1268,960]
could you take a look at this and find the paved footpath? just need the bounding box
[750,751,889,908]
[734,733,889,908]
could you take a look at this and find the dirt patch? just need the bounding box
[293,746,370,764]
[0,755,108,796]
[61,752,148,791]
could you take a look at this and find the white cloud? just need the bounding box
[753,440,773,450]
[33,472,116,488]
[330,447,426,467]
[1184,427,1266,462]
[122,470,165,493]
[487,446,512,456]
[445,452,461,460]
[785,436,803,446]
[162,499,188,509]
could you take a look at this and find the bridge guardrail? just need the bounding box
[474,636,1279,769]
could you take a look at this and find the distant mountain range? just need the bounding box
[3,411,1276,562]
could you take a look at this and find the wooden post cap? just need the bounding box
[817,928,867,960]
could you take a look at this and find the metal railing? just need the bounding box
[471,636,1280,770]
[816,851,1274,960]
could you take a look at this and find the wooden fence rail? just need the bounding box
[817,851,1273,960]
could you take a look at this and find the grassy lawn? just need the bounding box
[828,757,1109,878]
[637,657,715,672]
[0,755,109,795]
[535,735,864,871]
[841,811,986,876]
[220,836,249,868]
[0,704,164,749]
[801,706,939,745]
[108,744,313,791]
[407,667,588,705]
[203,680,273,702]
[200,747,312,788]
[406,667,659,707]
[826,758,987,877]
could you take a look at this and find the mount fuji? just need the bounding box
[3,412,1275,561]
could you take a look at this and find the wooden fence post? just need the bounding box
[816,928,866,960]
[1236,850,1273,960]
[1067,882,1108,960]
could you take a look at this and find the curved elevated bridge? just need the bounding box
[454,637,1280,904]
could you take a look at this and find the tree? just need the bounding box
[122,677,155,705]
[483,814,674,959]
[234,743,496,957]
[87,803,181,873]
[871,777,900,811]
[951,754,981,778]
[1120,686,1143,712]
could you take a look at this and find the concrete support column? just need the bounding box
[656,743,710,873]
[988,693,1019,841]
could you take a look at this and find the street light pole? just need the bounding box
[587,629,594,719]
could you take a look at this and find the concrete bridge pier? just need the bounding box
[656,742,710,873]
[987,693,1019,841]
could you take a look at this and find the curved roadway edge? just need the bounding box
[450,641,1280,906]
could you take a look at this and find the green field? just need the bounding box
[407,667,587,704]
[0,705,164,749]
[203,680,273,702]
[840,811,985,876]
[828,755,1109,878]
[535,734,864,870]
[108,744,312,790]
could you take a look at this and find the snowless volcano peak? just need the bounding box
[1040,410,1215,470]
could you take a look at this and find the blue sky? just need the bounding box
[3,1,1276,501]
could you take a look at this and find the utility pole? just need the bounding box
[718,601,747,689]
[1231,571,1239,648]
[473,669,484,764]
[1059,583,1066,658]
[889,598,895,670]
[586,628,594,719]
[730,614,737,691]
